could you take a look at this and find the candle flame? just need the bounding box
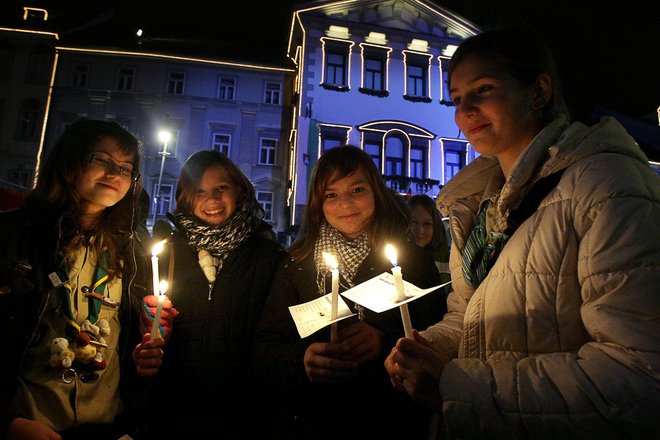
[159,280,168,295]
[385,243,397,267]
[152,239,166,256]
[322,252,338,270]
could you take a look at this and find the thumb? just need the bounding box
[412,329,432,346]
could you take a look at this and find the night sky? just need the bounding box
[3,0,658,122]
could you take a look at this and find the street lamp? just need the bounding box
[152,130,172,226]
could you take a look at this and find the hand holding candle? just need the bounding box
[150,280,168,340]
[323,252,340,342]
[385,244,413,338]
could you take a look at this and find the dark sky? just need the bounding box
[436,0,660,122]
[4,0,658,122]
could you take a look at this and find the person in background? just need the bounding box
[385,27,660,439]
[0,119,163,440]
[407,194,451,278]
[253,145,446,439]
[142,150,284,438]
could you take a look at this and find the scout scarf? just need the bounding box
[313,221,370,295]
[460,202,509,288]
[171,203,260,271]
[59,251,111,337]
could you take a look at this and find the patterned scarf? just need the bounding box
[171,203,261,271]
[313,221,370,295]
[461,201,509,288]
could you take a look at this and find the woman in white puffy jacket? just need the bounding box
[385,27,660,439]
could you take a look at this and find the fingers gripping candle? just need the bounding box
[385,244,413,338]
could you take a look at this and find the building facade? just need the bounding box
[285,0,479,225]
[47,47,294,233]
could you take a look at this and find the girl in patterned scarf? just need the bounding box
[141,150,284,438]
[254,145,447,439]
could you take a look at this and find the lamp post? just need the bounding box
[152,130,172,226]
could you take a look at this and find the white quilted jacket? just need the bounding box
[422,117,660,439]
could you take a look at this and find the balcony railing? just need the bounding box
[382,175,441,196]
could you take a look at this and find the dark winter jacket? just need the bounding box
[253,237,446,439]
[146,221,285,437]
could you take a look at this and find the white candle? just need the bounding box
[150,280,168,340]
[385,244,413,338]
[323,252,339,342]
[151,239,166,296]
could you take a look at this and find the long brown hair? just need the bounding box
[25,119,142,280]
[289,145,408,261]
[174,150,264,219]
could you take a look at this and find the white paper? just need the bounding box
[288,293,356,339]
[340,272,451,313]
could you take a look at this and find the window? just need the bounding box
[404,52,432,101]
[319,124,350,154]
[259,138,277,165]
[117,67,135,91]
[167,72,185,95]
[443,140,467,183]
[445,151,461,182]
[364,142,381,171]
[363,57,384,91]
[257,191,273,221]
[264,82,281,104]
[25,50,50,84]
[71,64,88,87]
[16,100,40,140]
[153,183,173,217]
[385,136,405,176]
[410,146,425,179]
[326,51,346,86]
[359,44,390,95]
[212,133,231,156]
[407,65,426,97]
[321,38,353,90]
[218,77,235,100]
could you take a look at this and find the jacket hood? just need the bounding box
[437,116,646,219]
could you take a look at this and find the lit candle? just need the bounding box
[150,280,168,340]
[323,252,339,342]
[385,244,413,338]
[151,239,166,296]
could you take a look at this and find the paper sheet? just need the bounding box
[288,293,356,339]
[340,272,451,313]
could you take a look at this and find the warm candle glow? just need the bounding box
[152,239,166,256]
[323,252,338,270]
[385,244,397,267]
[159,280,168,296]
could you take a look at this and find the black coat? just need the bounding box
[0,207,151,437]
[145,222,285,437]
[253,237,446,439]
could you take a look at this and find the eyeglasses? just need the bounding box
[87,154,140,182]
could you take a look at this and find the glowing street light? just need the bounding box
[152,130,172,226]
